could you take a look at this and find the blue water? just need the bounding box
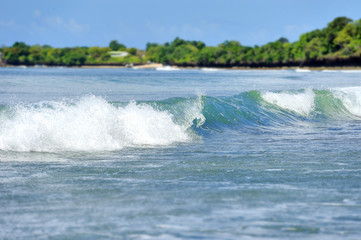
[1,67,361,239]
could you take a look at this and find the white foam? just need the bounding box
[175,95,205,128]
[262,89,315,115]
[321,70,361,73]
[333,87,361,117]
[340,70,361,73]
[295,68,311,73]
[155,66,179,71]
[201,68,219,72]
[321,70,340,73]
[0,96,199,152]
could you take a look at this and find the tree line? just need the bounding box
[0,40,144,66]
[145,17,361,67]
[1,17,361,67]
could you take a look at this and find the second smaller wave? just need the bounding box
[262,89,315,115]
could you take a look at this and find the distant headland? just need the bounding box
[1,17,361,69]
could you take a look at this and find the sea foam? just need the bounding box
[340,70,361,73]
[334,87,361,117]
[295,68,311,73]
[200,68,219,72]
[261,89,315,115]
[0,96,196,152]
[156,66,179,71]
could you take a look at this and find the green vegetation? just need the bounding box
[1,17,361,67]
[109,40,126,51]
[145,17,361,67]
[0,41,144,66]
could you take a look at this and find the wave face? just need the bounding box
[1,87,361,152]
[201,88,361,131]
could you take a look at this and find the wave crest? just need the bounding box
[0,96,198,152]
[262,89,315,115]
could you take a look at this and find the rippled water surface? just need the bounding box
[1,67,361,239]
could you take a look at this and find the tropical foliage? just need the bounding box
[145,17,361,67]
[1,17,361,67]
[1,41,144,66]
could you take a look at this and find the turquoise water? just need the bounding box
[1,67,361,239]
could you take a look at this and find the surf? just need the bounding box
[1,87,360,152]
[0,96,203,152]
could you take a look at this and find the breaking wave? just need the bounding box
[1,87,361,152]
[0,96,203,152]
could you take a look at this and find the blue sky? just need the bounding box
[1,0,361,49]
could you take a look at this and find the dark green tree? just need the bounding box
[109,40,126,51]
[277,37,289,44]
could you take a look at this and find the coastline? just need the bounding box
[1,63,361,71]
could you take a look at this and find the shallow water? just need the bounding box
[1,67,361,239]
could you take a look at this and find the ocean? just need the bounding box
[1,67,361,239]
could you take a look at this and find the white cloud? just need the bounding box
[33,10,41,18]
[46,16,63,26]
[43,16,89,34]
[66,19,88,33]
[0,20,17,28]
